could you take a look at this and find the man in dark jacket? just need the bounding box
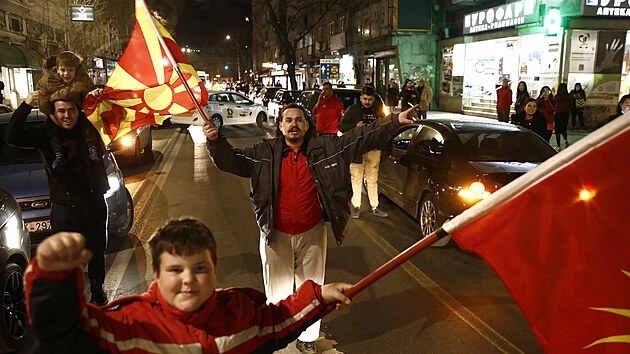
[5,89,109,305]
[339,86,388,219]
[203,102,416,353]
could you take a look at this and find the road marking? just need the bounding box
[353,221,525,354]
[104,248,134,296]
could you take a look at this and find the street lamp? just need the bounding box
[225,35,241,82]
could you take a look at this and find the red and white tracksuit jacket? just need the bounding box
[25,259,330,353]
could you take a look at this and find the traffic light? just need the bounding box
[544,7,562,36]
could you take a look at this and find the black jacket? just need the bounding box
[206,116,403,245]
[5,102,108,205]
[514,109,547,140]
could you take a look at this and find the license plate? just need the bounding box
[27,220,51,233]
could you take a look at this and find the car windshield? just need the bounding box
[457,131,556,162]
[0,124,41,164]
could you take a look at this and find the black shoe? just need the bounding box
[90,285,108,306]
[371,207,389,218]
[296,340,318,354]
[351,207,360,219]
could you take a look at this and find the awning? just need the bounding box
[0,42,42,69]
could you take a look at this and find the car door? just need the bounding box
[400,126,446,210]
[230,93,255,124]
[380,125,421,209]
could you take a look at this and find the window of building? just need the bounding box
[0,10,6,31]
[8,14,23,33]
[339,16,346,33]
[329,21,335,36]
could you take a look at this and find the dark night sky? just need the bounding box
[174,0,252,49]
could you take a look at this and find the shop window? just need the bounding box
[8,14,23,34]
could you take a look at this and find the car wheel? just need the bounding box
[212,114,223,129]
[0,263,27,352]
[113,187,134,237]
[418,193,450,247]
[256,112,266,128]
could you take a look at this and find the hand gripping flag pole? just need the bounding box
[138,0,209,123]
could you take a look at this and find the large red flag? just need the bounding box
[84,0,207,145]
[442,115,630,353]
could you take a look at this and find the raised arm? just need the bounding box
[5,91,45,149]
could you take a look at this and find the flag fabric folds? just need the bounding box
[443,115,630,353]
[84,0,208,145]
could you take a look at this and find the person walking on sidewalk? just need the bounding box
[386,79,399,113]
[496,79,512,122]
[536,86,555,143]
[204,101,417,353]
[554,83,574,150]
[570,83,587,130]
[399,79,418,111]
[339,86,388,219]
[415,78,433,120]
[312,82,344,135]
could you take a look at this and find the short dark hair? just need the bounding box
[149,218,218,274]
[322,82,333,88]
[361,86,375,96]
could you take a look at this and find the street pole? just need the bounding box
[236,40,242,82]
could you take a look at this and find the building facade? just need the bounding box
[0,0,131,108]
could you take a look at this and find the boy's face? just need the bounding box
[154,250,217,313]
[57,65,77,83]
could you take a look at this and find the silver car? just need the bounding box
[0,187,30,352]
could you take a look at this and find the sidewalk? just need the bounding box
[424,110,593,146]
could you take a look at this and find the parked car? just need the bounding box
[295,88,387,120]
[378,117,557,246]
[253,87,281,107]
[267,89,301,120]
[0,111,134,253]
[0,187,30,352]
[108,125,153,165]
[170,91,268,129]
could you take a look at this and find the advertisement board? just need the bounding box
[319,59,340,82]
[569,30,597,73]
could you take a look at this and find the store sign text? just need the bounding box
[463,0,538,34]
[582,0,630,17]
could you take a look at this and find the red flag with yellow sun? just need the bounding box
[84,0,207,145]
[441,114,630,353]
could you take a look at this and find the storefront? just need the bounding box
[0,42,42,108]
[438,0,630,125]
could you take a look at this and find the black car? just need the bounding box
[267,89,301,119]
[378,117,557,246]
[295,88,387,119]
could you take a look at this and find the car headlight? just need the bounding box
[120,135,135,148]
[457,179,502,201]
[104,173,121,198]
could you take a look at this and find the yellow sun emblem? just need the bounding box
[583,270,630,349]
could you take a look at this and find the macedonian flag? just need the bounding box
[84,0,208,145]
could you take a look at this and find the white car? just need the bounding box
[171,91,268,129]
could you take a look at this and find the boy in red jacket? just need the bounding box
[26,218,352,353]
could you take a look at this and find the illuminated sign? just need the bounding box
[582,0,630,17]
[463,0,538,35]
[70,5,94,22]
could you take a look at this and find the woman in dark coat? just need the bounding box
[386,79,399,110]
[570,83,587,129]
[554,83,574,150]
[514,98,547,140]
[513,81,530,117]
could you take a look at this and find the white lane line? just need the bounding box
[104,248,134,296]
[353,220,525,353]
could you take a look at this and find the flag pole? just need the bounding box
[344,228,446,300]
[138,0,209,122]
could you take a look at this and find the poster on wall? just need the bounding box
[569,30,597,73]
[452,76,464,96]
[588,74,620,105]
[595,30,626,74]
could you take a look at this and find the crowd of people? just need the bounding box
[497,80,594,151]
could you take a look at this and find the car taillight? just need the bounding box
[457,179,503,201]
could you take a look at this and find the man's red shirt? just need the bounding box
[313,95,344,134]
[274,147,324,234]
